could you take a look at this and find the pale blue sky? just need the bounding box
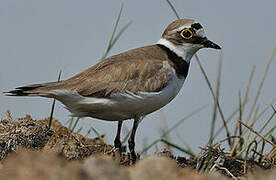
[0,0,275,154]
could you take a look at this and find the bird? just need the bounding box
[5,19,221,162]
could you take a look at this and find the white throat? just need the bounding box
[157,38,200,63]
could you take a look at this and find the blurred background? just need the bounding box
[0,0,275,154]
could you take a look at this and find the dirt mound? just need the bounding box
[0,113,275,179]
[0,112,130,164]
[0,114,53,160]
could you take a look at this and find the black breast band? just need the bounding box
[157,44,190,78]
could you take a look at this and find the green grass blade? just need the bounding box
[82,118,104,142]
[236,132,251,157]
[71,117,80,131]
[175,129,194,153]
[139,105,206,156]
[68,117,74,130]
[162,105,207,138]
[246,107,276,152]
[109,21,132,49]
[257,106,276,135]
[160,139,195,157]
[256,108,276,144]
[231,44,276,156]
[76,127,83,134]
[236,105,260,157]
[48,70,62,129]
[138,139,161,156]
[101,3,124,60]
[255,96,276,121]
[90,126,104,142]
[263,123,276,139]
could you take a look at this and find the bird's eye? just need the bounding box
[180,29,193,39]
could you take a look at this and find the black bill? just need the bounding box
[201,38,221,49]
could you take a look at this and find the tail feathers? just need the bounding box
[4,84,43,96]
[4,81,63,97]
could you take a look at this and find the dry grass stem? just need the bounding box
[209,51,223,145]
[5,110,12,121]
[239,120,276,148]
[165,0,180,19]
[230,44,276,156]
[213,65,255,140]
[195,54,231,147]
[175,129,193,153]
[215,136,243,147]
[159,109,171,150]
[243,65,256,107]
[244,44,276,125]
[139,106,205,156]
[267,147,276,159]
[233,92,242,139]
[255,96,276,120]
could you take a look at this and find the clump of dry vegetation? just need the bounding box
[0,113,275,179]
[0,111,130,164]
[1,1,275,179]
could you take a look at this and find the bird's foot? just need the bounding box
[129,151,140,164]
[114,138,123,152]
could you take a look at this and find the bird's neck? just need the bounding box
[157,38,199,64]
[157,43,190,78]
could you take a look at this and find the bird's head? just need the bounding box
[157,19,221,63]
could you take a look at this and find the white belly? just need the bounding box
[52,75,185,121]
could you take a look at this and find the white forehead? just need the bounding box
[195,28,206,37]
[170,23,206,38]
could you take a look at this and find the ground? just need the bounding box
[0,113,275,180]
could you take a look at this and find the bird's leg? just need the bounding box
[114,121,123,152]
[128,116,141,163]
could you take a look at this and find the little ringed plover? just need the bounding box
[5,19,221,161]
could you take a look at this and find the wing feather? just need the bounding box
[74,59,174,97]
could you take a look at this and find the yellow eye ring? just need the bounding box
[180,29,193,39]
